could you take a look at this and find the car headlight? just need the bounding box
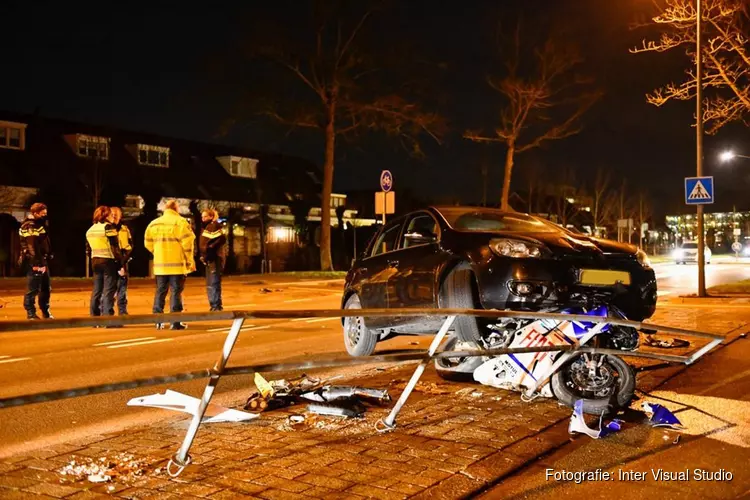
[636,249,651,269]
[672,249,684,259]
[489,238,544,258]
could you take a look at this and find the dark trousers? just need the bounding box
[205,261,223,311]
[153,275,186,326]
[91,261,118,317]
[116,275,128,315]
[24,268,51,317]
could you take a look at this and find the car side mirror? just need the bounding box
[405,231,437,246]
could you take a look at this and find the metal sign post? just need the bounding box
[685,176,714,297]
[375,170,395,225]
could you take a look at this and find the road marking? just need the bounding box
[207,326,231,332]
[107,338,174,349]
[284,298,314,303]
[657,291,672,296]
[0,357,31,365]
[94,337,156,347]
[291,317,312,322]
[305,317,340,323]
[0,355,9,360]
[243,325,272,331]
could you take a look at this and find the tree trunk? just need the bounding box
[319,102,336,271]
[500,141,515,211]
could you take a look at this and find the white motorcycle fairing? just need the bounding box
[473,317,586,397]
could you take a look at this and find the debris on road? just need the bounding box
[308,400,367,418]
[58,453,147,484]
[259,287,273,293]
[127,390,258,423]
[568,400,624,439]
[643,336,690,349]
[300,385,391,405]
[642,402,683,429]
[390,379,451,395]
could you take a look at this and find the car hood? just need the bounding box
[460,232,637,259]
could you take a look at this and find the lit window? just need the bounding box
[217,156,258,179]
[76,134,110,159]
[268,226,295,243]
[0,121,26,150]
[137,144,170,167]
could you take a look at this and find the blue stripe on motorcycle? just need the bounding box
[508,354,537,381]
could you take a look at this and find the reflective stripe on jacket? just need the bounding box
[144,209,195,275]
[86,223,118,260]
[199,221,226,262]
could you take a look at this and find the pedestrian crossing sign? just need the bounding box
[685,176,714,205]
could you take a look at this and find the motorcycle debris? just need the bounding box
[254,373,275,399]
[642,402,683,429]
[307,400,366,418]
[288,415,306,424]
[568,400,623,439]
[643,337,690,349]
[300,386,390,404]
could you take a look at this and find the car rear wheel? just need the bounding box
[441,268,484,344]
[343,294,378,357]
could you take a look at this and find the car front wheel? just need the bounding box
[342,294,378,356]
[441,267,484,344]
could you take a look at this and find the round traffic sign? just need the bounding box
[380,170,393,192]
[732,242,742,253]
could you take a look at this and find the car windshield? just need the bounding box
[683,243,698,249]
[437,208,557,233]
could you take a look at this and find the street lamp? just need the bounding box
[719,151,750,162]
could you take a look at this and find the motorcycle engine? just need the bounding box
[603,326,640,351]
[484,319,531,349]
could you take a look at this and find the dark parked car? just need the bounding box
[341,206,657,356]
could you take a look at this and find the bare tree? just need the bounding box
[591,168,617,236]
[246,1,444,271]
[520,161,546,214]
[632,0,750,133]
[549,167,584,227]
[465,21,600,210]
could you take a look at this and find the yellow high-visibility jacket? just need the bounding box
[86,222,120,261]
[144,209,196,275]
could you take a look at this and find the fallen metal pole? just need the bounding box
[169,317,245,475]
[379,315,456,430]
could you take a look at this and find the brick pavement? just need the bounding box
[1,301,748,499]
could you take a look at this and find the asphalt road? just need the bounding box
[1,260,749,458]
[654,257,750,298]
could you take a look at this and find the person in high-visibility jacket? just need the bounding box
[111,207,133,315]
[144,199,196,330]
[199,208,226,311]
[85,206,123,320]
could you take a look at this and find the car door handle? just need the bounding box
[388,260,399,268]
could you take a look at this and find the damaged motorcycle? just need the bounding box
[435,305,639,415]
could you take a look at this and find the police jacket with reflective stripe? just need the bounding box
[116,223,133,261]
[86,222,122,267]
[19,217,51,267]
[144,209,196,275]
[199,221,226,263]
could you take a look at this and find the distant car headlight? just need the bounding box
[672,249,684,259]
[489,238,544,258]
[636,249,652,269]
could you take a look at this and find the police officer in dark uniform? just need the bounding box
[19,203,53,320]
[199,209,226,311]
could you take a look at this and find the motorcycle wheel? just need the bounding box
[550,353,635,416]
[434,336,485,382]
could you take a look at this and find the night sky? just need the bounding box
[2,0,748,218]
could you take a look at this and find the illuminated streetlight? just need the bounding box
[719,150,750,162]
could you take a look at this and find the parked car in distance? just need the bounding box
[341,206,658,356]
[673,241,711,265]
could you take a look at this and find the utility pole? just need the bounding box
[639,194,644,248]
[618,184,625,243]
[696,0,706,297]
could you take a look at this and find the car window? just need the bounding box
[683,243,698,249]
[371,221,403,256]
[401,214,438,249]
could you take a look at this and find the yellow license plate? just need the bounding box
[579,269,631,286]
